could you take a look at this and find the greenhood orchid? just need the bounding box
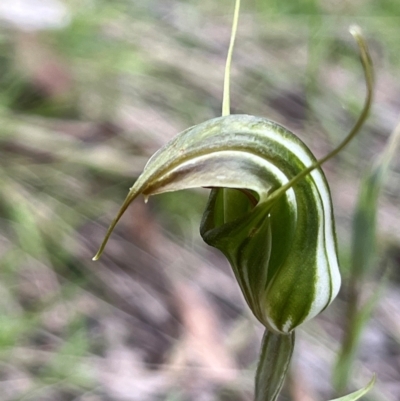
[92,1,375,399]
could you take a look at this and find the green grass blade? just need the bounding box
[329,375,375,401]
[334,122,400,392]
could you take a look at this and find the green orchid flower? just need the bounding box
[92,1,375,399]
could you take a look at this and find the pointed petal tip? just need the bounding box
[92,249,103,261]
[349,24,362,37]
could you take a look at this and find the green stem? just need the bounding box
[255,330,295,401]
[222,0,241,117]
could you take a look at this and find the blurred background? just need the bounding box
[0,0,399,400]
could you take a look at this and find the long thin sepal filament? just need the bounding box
[267,26,374,205]
[222,0,241,117]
